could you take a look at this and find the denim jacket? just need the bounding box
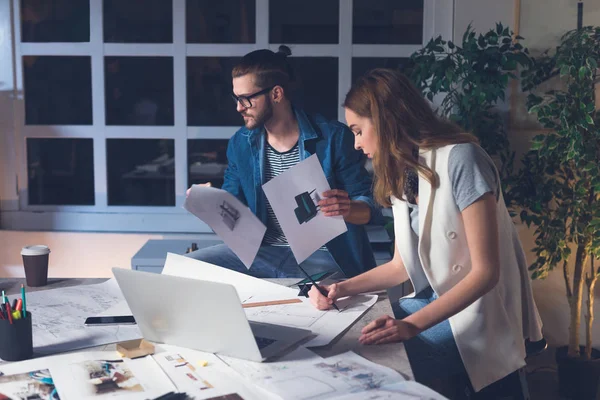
[222,108,380,277]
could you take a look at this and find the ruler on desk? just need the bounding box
[242,298,302,308]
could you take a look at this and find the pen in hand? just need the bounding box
[297,264,340,312]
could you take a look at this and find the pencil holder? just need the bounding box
[0,311,33,361]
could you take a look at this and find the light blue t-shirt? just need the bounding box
[407,143,499,236]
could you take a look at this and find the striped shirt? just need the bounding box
[263,141,300,246]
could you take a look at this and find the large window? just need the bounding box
[2,0,451,232]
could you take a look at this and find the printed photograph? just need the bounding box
[81,359,143,395]
[0,369,60,400]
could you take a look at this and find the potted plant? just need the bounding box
[513,26,600,399]
[408,23,531,190]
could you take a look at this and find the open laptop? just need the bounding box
[112,268,312,362]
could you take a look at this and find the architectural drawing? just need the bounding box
[219,200,240,231]
[25,280,142,354]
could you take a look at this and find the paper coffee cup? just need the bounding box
[21,245,51,287]
[21,245,51,257]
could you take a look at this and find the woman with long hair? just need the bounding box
[309,69,543,399]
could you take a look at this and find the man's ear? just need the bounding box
[272,85,285,104]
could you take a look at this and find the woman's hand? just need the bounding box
[308,283,342,310]
[359,315,420,345]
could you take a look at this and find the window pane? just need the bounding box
[103,0,173,43]
[188,139,229,188]
[186,0,255,43]
[27,138,94,205]
[105,57,174,126]
[21,0,90,42]
[187,57,241,126]
[107,139,175,206]
[289,57,338,121]
[270,0,338,44]
[353,0,423,44]
[352,57,411,83]
[24,56,92,125]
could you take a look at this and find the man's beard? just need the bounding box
[242,98,274,130]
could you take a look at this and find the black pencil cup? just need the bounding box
[0,311,33,361]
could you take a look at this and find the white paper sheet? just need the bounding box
[245,294,378,347]
[162,253,299,303]
[184,185,267,268]
[222,350,416,400]
[262,154,347,264]
[218,346,324,381]
[24,280,142,355]
[0,351,175,400]
[153,344,279,400]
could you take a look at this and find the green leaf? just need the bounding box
[448,41,455,50]
[531,141,543,150]
[586,114,595,125]
[587,57,598,70]
[584,162,596,172]
[579,66,589,80]
[560,65,570,77]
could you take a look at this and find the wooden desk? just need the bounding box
[0,277,413,380]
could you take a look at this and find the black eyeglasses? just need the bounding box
[231,86,274,108]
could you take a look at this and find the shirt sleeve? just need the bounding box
[448,143,499,212]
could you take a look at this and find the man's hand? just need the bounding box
[186,182,212,197]
[318,189,351,217]
[359,315,420,345]
[308,283,342,310]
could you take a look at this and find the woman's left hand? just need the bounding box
[359,315,420,345]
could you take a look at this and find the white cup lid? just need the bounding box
[21,245,51,256]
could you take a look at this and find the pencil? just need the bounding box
[297,264,340,312]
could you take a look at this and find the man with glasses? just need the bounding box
[186,46,380,279]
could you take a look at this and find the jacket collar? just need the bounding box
[246,106,320,143]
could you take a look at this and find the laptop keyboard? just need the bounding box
[254,336,276,349]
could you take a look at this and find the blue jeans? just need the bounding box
[393,287,472,393]
[185,244,339,278]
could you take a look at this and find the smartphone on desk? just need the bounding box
[84,315,136,326]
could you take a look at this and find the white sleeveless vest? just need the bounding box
[391,144,543,391]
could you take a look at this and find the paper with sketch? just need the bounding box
[332,381,448,400]
[153,344,278,400]
[262,154,347,264]
[184,185,266,268]
[23,279,142,355]
[0,351,176,400]
[245,294,378,347]
[223,350,413,400]
[162,253,299,304]
[219,346,324,382]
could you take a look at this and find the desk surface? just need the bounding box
[0,278,413,380]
